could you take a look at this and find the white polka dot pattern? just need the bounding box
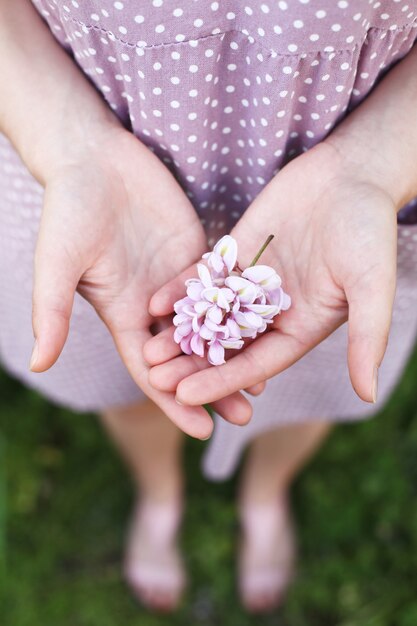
[31,0,417,237]
[0,1,416,480]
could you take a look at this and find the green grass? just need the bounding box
[1,350,417,626]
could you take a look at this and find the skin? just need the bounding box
[4,1,417,434]
[2,2,417,614]
[0,0,262,440]
[30,127,259,439]
[145,140,398,403]
[145,45,417,410]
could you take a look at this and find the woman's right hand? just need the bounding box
[0,1,254,438]
[30,126,254,439]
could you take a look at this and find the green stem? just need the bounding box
[249,234,275,266]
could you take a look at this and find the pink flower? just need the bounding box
[173,235,291,365]
[202,235,238,276]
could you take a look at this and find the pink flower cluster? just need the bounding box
[173,236,291,366]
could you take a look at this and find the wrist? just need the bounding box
[0,0,124,187]
[323,44,417,212]
[324,126,417,212]
[27,104,122,186]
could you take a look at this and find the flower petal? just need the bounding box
[202,287,233,310]
[186,281,204,301]
[244,303,280,318]
[214,235,238,272]
[225,276,257,304]
[173,312,190,326]
[216,324,230,339]
[207,305,223,324]
[174,328,183,344]
[220,287,236,303]
[239,328,258,338]
[173,296,193,314]
[266,287,292,311]
[226,318,242,339]
[194,300,211,314]
[175,320,193,337]
[190,333,205,357]
[257,320,268,333]
[182,304,198,317]
[197,263,213,288]
[180,334,193,355]
[209,252,225,274]
[201,287,219,304]
[262,274,282,292]
[200,324,215,340]
[218,338,244,350]
[192,315,202,333]
[234,310,263,330]
[204,317,224,332]
[216,288,232,311]
[208,340,225,365]
[242,265,281,288]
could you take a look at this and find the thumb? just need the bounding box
[346,252,397,404]
[30,190,83,372]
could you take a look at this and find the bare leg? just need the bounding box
[100,399,186,612]
[238,421,332,613]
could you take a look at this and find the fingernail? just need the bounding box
[372,366,378,403]
[175,396,183,406]
[200,434,211,441]
[29,340,39,371]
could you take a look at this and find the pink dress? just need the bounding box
[1,0,417,480]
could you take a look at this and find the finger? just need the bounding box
[144,324,263,374]
[174,330,308,406]
[170,252,397,409]
[245,382,266,396]
[148,350,253,425]
[211,392,253,426]
[148,343,270,401]
[145,324,267,395]
[150,314,174,336]
[147,341,270,396]
[149,353,208,392]
[106,324,214,440]
[30,191,82,372]
[149,265,197,317]
[147,333,260,390]
[346,262,397,404]
[143,326,182,365]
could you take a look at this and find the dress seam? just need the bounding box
[60,12,417,57]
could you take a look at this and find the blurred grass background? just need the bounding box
[0,349,417,626]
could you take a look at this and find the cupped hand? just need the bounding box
[145,142,398,406]
[30,126,256,438]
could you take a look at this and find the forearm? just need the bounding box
[0,0,120,184]
[325,43,417,210]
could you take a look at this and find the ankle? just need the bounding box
[135,473,185,506]
[140,487,184,506]
[238,484,289,512]
[129,497,184,549]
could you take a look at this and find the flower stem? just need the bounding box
[249,234,275,266]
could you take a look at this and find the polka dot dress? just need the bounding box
[1,0,417,480]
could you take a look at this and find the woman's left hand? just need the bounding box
[144,140,398,405]
[145,44,417,409]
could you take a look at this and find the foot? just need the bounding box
[238,493,296,613]
[124,497,186,612]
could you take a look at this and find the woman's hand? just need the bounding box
[0,0,257,438]
[31,127,255,438]
[145,43,417,409]
[145,141,398,405]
